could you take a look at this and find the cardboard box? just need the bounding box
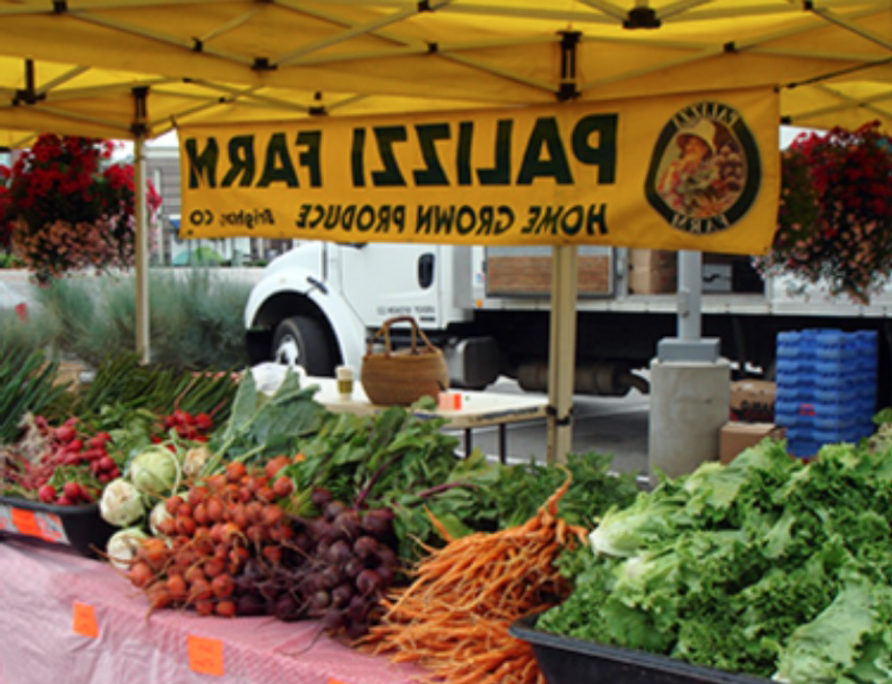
[487,254,610,296]
[628,267,677,294]
[730,379,776,422]
[720,422,785,464]
[627,249,677,294]
[628,249,676,270]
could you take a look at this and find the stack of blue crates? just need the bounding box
[774,329,877,458]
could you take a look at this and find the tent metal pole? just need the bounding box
[134,135,150,364]
[546,244,578,465]
[678,250,702,340]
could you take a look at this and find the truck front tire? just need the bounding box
[271,316,333,377]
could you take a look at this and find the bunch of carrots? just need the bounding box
[360,468,586,684]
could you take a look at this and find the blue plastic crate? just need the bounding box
[813,415,856,431]
[814,386,857,403]
[813,428,851,443]
[815,330,858,361]
[787,436,820,459]
[776,375,815,392]
[854,331,878,370]
[776,358,812,375]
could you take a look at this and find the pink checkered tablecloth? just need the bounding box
[0,538,426,684]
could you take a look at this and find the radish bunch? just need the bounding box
[155,409,213,443]
[5,415,120,505]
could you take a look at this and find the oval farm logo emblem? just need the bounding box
[645,101,761,236]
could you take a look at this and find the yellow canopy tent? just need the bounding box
[0,0,888,461]
[0,1,887,115]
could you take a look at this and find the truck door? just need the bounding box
[337,243,444,329]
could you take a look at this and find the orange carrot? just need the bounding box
[359,469,582,684]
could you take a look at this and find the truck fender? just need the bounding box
[245,268,367,371]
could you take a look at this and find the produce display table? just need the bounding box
[304,376,548,462]
[0,539,425,684]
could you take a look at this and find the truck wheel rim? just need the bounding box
[276,337,301,367]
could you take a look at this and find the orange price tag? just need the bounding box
[10,508,42,539]
[328,679,353,684]
[72,601,98,638]
[188,635,224,677]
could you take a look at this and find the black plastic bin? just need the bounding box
[510,613,772,684]
[0,495,117,558]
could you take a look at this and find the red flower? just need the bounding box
[756,121,892,303]
[2,134,162,283]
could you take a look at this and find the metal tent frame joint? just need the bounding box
[252,57,276,72]
[558,31,581,102]
[545,404,574,427]
[624,6,661,29]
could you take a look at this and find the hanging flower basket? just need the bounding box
[1,135,161,284]
[755,122,892,304]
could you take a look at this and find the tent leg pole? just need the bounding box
[134,136,150,365]
[546,245,578,465]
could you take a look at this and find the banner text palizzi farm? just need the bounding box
[182,112,617,239]
[179,88,780,253]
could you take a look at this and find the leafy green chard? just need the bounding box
[538,438,892,684]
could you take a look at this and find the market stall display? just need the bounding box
[2,354,638,680]
[6,350,892,684]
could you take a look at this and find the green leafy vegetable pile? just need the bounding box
[539,439,892,684]
[210,369,639,563]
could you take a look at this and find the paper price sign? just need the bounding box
[187,635,224,676]
[72,601,98,638]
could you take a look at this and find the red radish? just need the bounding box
[54,425,76,443]
[62,439,83,453]
[63,453,82,467]
[88,432,111,449]
[37,484,56,503]
[63,481,81,501]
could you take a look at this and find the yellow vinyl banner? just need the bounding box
[180,87,778,254]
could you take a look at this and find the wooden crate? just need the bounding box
[486,255,610,296]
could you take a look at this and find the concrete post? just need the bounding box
[648,357,730,484]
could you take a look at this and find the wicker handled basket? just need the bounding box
[361,315,449,406]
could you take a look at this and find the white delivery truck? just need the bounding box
[244,242,892,403]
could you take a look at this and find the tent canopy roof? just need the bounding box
[0,0,889,144]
